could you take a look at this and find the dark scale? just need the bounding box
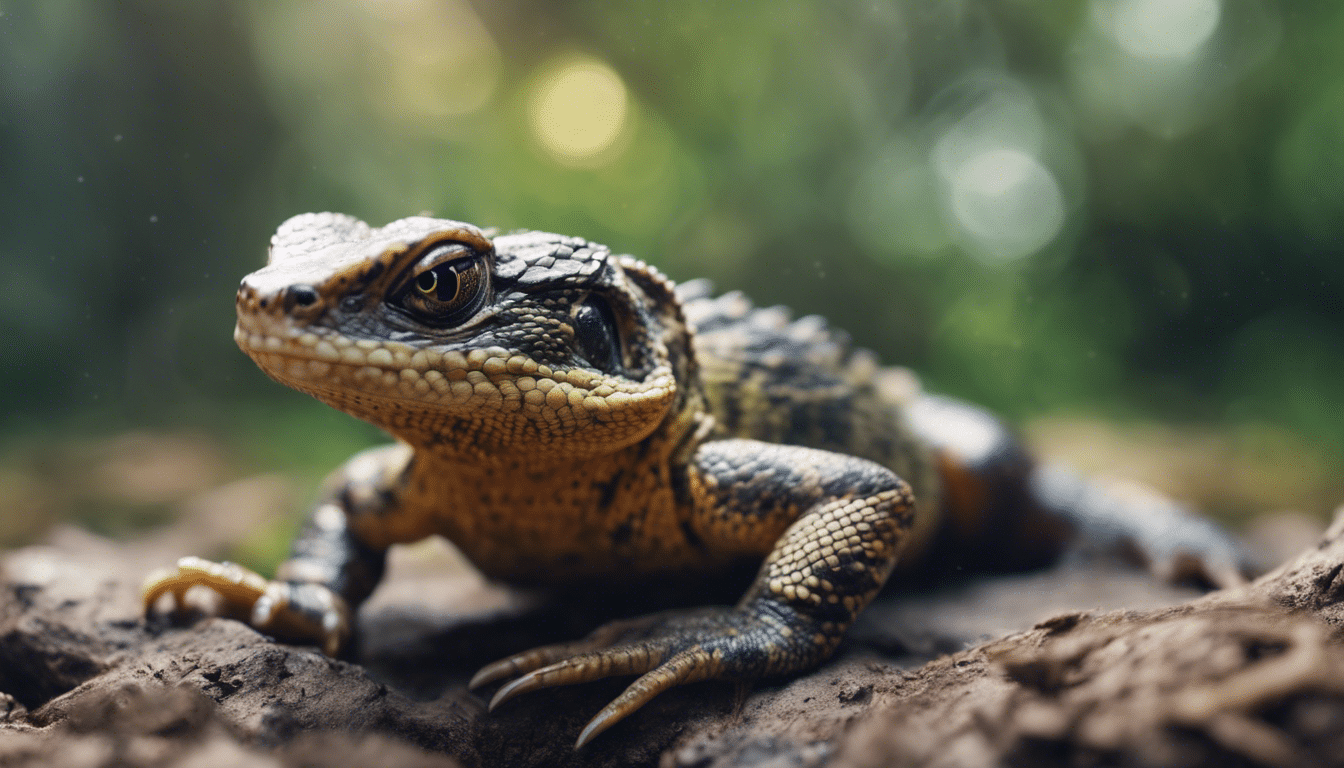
[146,213,1252,748]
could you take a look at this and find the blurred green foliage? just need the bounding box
[1,0,1342,488]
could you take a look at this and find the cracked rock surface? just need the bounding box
[3,500,1343,767]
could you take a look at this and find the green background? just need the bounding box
[2,1,1341,544]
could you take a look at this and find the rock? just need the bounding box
[3,505,1344,767]
[832,507,1344,768]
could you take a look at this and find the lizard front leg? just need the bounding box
[472,439,915,746]
[143,443,415,656]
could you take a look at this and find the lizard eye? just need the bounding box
[415,270,440,295]
[396,244,488,323]
[572,293,625,376]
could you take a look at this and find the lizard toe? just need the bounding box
[469,609,701,690]
[251,580,352,656]
[471,640,603,691]
[575,647,721,748]
[142,556,269,617]
[487,643,667,711]
[142,556,351,655]
[478,605,817,744]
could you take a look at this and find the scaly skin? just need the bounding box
[144,213,1250,747]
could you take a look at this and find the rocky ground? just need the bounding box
[2,467,1344,767]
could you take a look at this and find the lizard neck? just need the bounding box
[401,411,712,584]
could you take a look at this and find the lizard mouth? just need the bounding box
[233,323,665,411]
[233,318,681,453]
[234,322,478,400]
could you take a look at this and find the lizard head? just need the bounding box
[236,213,690,463]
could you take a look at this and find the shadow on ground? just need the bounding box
[2,486,1344,767]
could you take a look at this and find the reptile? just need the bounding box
[143,213,1249,747]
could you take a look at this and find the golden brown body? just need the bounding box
[145,214,1248,746]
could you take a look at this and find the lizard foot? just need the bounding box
[1032,466,1254,590]
[142,556,351,656]
[1105,484,1253,590]
[469,606,816,747]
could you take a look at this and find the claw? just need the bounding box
[488,647,662,711]
[473,607,777,746]
[468,660,515,691]
[480,635,732,746]
[470,647,561,691]
[488,673,541,712]
[469,616,676,690]
[574,648,719,748]
[141,556,350,657]
[142,556,269,614]
[576,705,624,749]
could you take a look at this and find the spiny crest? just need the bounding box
[678,281,876,386]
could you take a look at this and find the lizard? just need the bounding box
[143,213,1250,747]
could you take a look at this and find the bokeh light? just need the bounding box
[928,76,1069,262]
[1070,0,1277,139]
[527,56,631,167]
[1097,0,1222,60]
[369,0,502,121]
[947,149,1065,262]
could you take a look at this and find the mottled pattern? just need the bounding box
[234,215,684,464]
[693,440,914,664]
[143,213,923,745]
[680,281,942,551]
[144,213,1248,747]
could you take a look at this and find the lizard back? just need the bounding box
[677,279,941,521]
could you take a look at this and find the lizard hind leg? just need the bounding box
[474,438,915,747]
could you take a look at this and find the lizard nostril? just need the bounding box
[285,284,320,311]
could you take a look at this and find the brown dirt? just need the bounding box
[3,489,1344,767]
